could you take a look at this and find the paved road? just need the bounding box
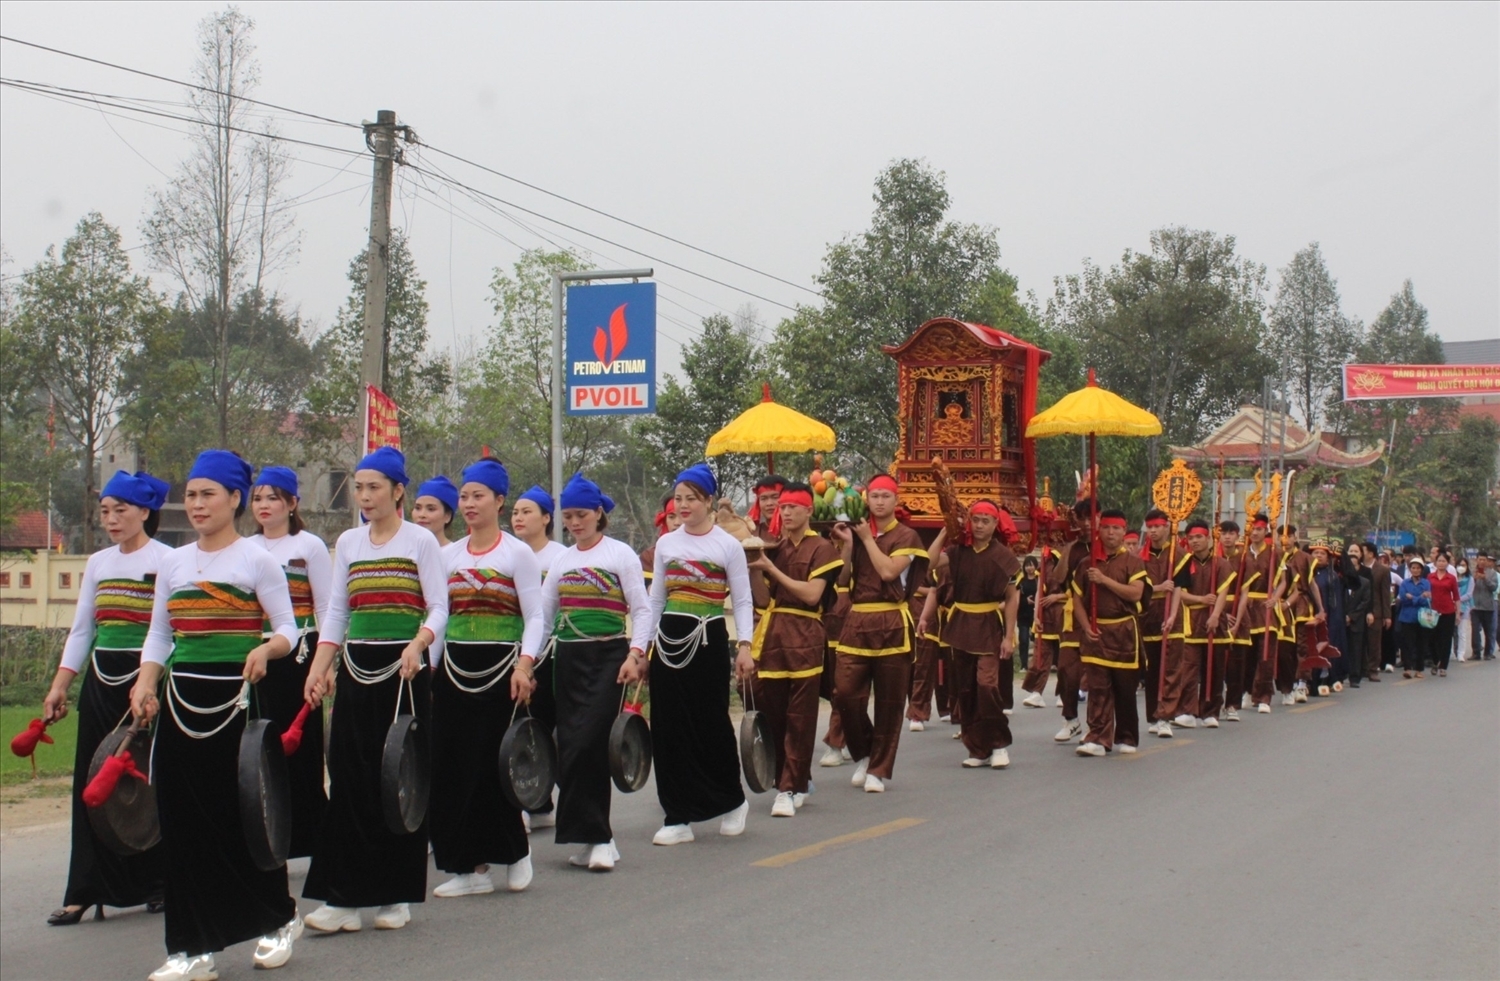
[4,663,1497,981]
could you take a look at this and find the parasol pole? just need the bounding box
[1206,456,1224,711]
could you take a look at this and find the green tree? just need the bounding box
[768,159,1012,470]
[142,7,300,446]
[13,214,164,551]
[1043,227,1273,506]
[302,229,449,469]
[1265,243,1361,431]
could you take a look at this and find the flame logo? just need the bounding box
[592,304,629,367]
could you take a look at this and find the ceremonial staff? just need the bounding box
[1150,461,1200,708]
[1204,457,1225,704]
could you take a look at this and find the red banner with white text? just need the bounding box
[364,385,401,453]
[1341,363,1500,401]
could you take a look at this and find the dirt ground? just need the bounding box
[0,777,71,834]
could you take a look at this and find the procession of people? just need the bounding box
[30,448,1499,981]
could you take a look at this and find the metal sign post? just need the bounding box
[550,268,653,540]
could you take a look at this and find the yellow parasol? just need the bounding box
[705,384,835,473]
[1024,368,1161,624]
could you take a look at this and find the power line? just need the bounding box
[0,34,361,129]
[417,139,822,300]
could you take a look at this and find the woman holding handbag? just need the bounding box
[1395,559,1432,679]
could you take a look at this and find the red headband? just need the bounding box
[867,474,899,495]
[653,499,676,532]
[778,489,813,509]
[1124,530,1140,539]
[969,501,1000,518]
[1145,517,1168,528]
[1099,516,1127,529]
[1252,519,1269,528]
[1186,521,1211,534]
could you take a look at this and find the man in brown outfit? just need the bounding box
[1178,519,1236,727]
[1040,503,1094,744]
[831,474,928,793]
[1073,509,1151,756]
[1142,509,1191,738]
[919,501,1021,770]
[1361,541,1390,682]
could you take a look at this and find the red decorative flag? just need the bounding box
[364,385,402,454]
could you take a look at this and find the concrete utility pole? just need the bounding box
[359,110,397,416]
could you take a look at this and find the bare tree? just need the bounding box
[143,6,300,445]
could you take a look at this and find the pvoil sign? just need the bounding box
[565,282,656,415]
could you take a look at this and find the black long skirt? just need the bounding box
[553,638,627,845]
[155,661,294,956]
[429,642,529,872]
[64,649,164,909]
[304,642,429,908]
[526,653,557,815]
[256,633,326,859]
[650,615,744,826]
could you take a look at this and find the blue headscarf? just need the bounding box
[517,485,554,516]
[460,459,510,498]
[674,462,718,497]
[415,475,459,515]
[253,465,300,499]
[187,449,253,501]
[559,473,613,513]
[99,470,170,511]
[356,446,409,486]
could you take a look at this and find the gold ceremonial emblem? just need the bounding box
[1244,470,1264,519]
[1037,476,1055,517]
[1267,472,1284,524]
[1350,369,1387,394]
[1151,458,1201,523]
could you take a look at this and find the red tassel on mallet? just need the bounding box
[280,703,313,755]
[82,750,148,808]
[10,718,53,757]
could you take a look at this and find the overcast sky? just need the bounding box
[2,1,1495,376]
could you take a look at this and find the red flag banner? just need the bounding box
[364,385,401,453]
[1341,363,1500,401]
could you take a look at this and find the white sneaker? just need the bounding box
[961,756,986,768]
[719,799,749,836]
[304,904,361,933]
[569,840,619,870]
[433,871,494,898]
[818,745,844,767]
[841,746,853,761]
[527,809,556,830]
[653,824,694,846]
[939,714,952,723]
[850,758,870,787]
[150,953,217,981]
[1172,714,1197,729]
[507,854,533,892]
[990,748,1010,769]
[1022,691,1046,708]
[373,904,410,930]
[1294,687,1308,703]
[863,774,885,793]
[1157,722,1173,738]
[1224,707,1240,722]
[1281,693,1296,706]
[1002,708,1014,716]
[1117,743,1137,754]
[1201,716,1219,729]
[910,719,926,732]
[252,916,301,970]
[1054,719,1082,743]
[521,811,530,834]
[1075,742,1106,757]
[771,791,796,817]
[1241,693,1253,709]
[791,791,809,809]
[951,730,962,739]
[1383,664,1394,673]
[1054,696,1065,708]
[1257,702,1272,714]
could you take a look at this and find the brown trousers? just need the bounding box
[1225,643,1256,709]
[1197,641,1230,718]
[1021,636,1056,694]
[821,643,844,749]
[1056,643,1082,722]
[1142,637,1165,722]
[1365,621,1384,677]
[1250,632,1280,702]
[1158,637,1199,719]
[753,673,821,794]
[833,653,911,780]
[1082,662,1140,750]
[953,650,1012,756]
[908,637,955,721]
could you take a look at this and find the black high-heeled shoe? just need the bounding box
[46,904,102,926]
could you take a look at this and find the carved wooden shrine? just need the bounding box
[882,318,1050,529]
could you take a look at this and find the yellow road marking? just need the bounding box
[752,817,926,868]
[1289,700,1332,713]
[1393,678,1420,686]
[1122,737,1193,760]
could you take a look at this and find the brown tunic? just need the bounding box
[1054,540,1090,649]
[837,520,927,657]
[1071,547,1151,669]
[941,542,1021,655]
[1142,545,1191,641]
[1181,551,1236,644]
[1035,546,1066,640]
[756,532,842,678]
